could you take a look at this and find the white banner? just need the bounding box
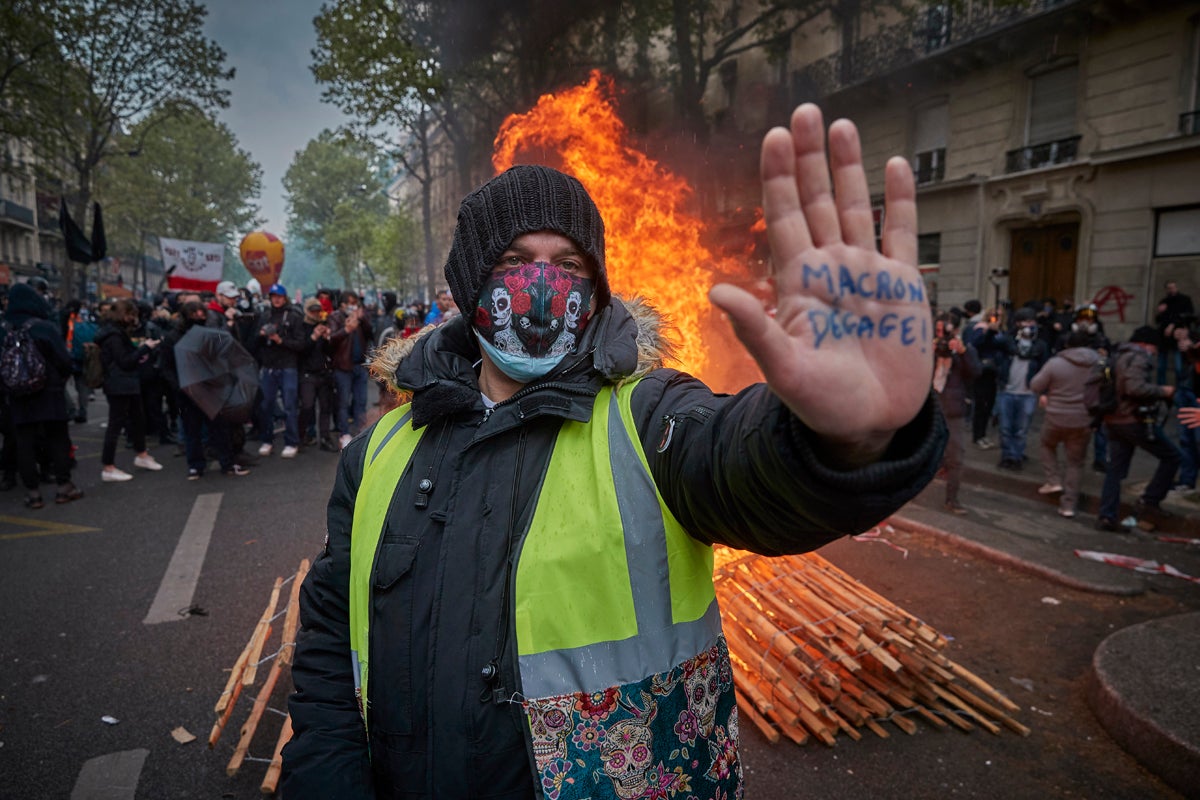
[159,237,225,290]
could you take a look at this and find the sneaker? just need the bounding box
[1037,483,1064,495]
[187,468,202,481]
[974,438,995,450]
[319,437,339,452]
[101,468,133,482]
[339,434,352,450]
[1057,508,1076,518]
[1095,517,1121,532]
[280,445,299,458]
[944,502,969,515]
[133,454,163,471]
[223,465,250,477]
[258,443,273,457]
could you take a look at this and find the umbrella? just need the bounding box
[174,326,259,423]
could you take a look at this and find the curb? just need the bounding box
[887,513,1144,596]
[1086,613,1200,799]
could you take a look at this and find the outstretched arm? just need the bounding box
[710,104,931,468]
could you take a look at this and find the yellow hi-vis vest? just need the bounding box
[349,379,723,715]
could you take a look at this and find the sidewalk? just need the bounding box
[885,409,1200,799]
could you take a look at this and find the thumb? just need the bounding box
[709,283,792,375]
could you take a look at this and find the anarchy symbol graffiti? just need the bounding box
[1091,285,1135,323]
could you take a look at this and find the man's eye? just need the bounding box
[499,256,522,267]
[558,260,581,272]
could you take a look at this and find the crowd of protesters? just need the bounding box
[0,276,456,508]
[931,281,1199,528]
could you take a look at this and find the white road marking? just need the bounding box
[70,748,148,800]
[143,493,223,625]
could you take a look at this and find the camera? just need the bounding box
[935,337,954,357]
[262,323,278,337]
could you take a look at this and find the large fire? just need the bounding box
[493,71,762,390]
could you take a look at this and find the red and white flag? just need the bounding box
[160,237,225,292]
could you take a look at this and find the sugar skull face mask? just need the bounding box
[473,262,593,383]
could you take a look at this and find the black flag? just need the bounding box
[59,198,93,264]
[90,202,107,262]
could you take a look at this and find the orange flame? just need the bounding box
[493,71,762,390]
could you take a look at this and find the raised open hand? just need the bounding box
[709,104,932,465]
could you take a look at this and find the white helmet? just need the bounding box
[246,278,261,296]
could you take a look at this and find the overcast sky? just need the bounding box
[202,0,348,238]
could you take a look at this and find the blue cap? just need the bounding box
[267,283,287,296]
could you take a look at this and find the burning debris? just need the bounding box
[714,548,1029,746]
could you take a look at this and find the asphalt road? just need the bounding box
[0,409,1194,798]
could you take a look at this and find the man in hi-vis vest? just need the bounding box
[283,105,947,799]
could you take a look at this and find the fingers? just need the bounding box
[761,126,812,257]
[881,156,917,266]
[790,105,842,248]
[828,120,875,249]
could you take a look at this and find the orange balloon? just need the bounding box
[239,230,285,287]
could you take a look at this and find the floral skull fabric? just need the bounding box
[474,262,593,359]
[524,638,742,800]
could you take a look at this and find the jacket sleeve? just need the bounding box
[1118,351,1170,403]
[282,444,374,798]
[99,331,148,372]
[630,370,946,556]
[1028,358,1052,395]
[281,309,308,353]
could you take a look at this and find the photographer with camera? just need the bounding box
[1095,326,1181,531]
[932,311,981,514]
[994,307,1049,470]
[254,284,306,459]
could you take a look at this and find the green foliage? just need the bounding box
[283,130,390,287]
[95,106,263,254]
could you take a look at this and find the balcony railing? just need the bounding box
[913,148,946,185]
[1181,111,1200,136]
[0,199,35,228]
[1004,135,1081,173]
[793,0,1081,99]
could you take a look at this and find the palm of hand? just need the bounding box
[710,105,932,455]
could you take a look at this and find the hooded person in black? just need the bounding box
[3,282,82,507]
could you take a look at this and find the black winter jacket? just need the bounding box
[282,299,946,799]
[3,283,73,425]
[96,322,153,397]
[253,303,306,369]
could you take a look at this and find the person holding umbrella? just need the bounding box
[163,302,253,479]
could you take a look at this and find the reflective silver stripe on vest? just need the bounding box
[370,409,414,465]
[518,390,722,699]
[519,599,723,699]
[607,390,673,637]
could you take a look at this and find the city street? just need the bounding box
[0,401,1195,799]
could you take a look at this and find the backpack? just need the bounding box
[1083,356,1118,421]
[0,320,48,396]
[82,341,105,389]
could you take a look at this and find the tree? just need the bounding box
[19,0,234,298]
[363,204,422,298]
[282,130,387,288]
[0,1,60,142]
[94,106,263,293]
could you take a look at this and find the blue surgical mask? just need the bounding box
[476,332,565,383]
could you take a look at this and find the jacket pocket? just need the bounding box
[370,536,420,734]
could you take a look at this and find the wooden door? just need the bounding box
[1008,222,1079,308]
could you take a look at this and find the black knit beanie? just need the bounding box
[444,165,609,318]
[1129,325,1162,348]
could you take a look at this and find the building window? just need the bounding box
[918,233,941,267]
[912,101,948,185]
[1027,64,1077,146]
[1155,205,1200,257]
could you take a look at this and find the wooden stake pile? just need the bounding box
[210,559,310,794]
[715,549,1029,746]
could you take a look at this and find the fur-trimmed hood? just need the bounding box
[370,295,677,401]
